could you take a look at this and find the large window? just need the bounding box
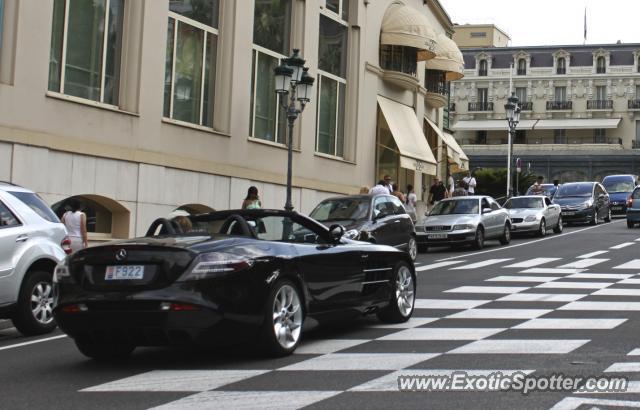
[250,0,292,144]
[557,57,566,74]
[380,45,417,76]
[164,0,219,127]
[517,58,526,75]
[48,0,124,105]
[478,59,487,76]
[316,12,348,157]
[594,129,606,144]
[596,85,606,101]
[554,86,566,101]
[596,56,606,73]
[515,87,527,104]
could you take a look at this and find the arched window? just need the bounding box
[52,195,130,239]
[478,59,487,76]
[517,58,526,75]
[596,56,606,73]
[557,57,566,74]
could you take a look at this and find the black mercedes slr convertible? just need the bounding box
[53,209,416,359]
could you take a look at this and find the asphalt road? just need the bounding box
[3,219,640,409]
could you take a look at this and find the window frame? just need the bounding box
[596,56,606,74]
[478,59,488,76]
[165,10,219,127]
[0,199,22,229]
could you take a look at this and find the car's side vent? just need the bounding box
[362,262,392,296]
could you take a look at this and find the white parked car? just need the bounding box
[503,195,563,236]
[0,182,70,335]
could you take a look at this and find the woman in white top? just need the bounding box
[61,199,88,252]
[405,184,418,222]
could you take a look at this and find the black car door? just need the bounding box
[369,196,397,247]
[388,195,413,249]
[596,183,609,218]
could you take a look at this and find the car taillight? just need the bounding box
[179,253,255,281]
[628,196,634,208]
[159,302,200,311]
[61,236,72,255]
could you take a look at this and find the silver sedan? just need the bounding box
[415,196,512,251]
[503,195,563,236]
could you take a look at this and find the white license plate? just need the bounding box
[562,211,575,216]
[105,265,145,280]
[612,206,622,211]
[428,233,448,239]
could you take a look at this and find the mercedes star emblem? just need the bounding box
[115,249,127,261]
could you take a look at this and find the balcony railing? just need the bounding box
[546,101,572,110]
[468,102,493,111]
[425,80,449,97]
[517,69,526,75]
[587,100,613,110]
[380,45,417,77]
[629,99,640,109]
[520,101,533,111]
[478,69,487,76]
[556,67,566,74]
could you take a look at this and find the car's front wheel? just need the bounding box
[11,270,57,336]
[377,262,415,323]
[407,236,417,261]
[472,227,484,250]
[499,224,511,245]
[604,208,612,223]
[259,279,304,356]
[553,216,563,234]
[75,339,135,360]
[590,209,598,225]
[536,219,546,237]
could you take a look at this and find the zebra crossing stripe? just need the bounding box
[447,309,551,320]
[414,299,491,309]
[149,391,342,410]
[613,259,640,269]
[497,293,587,302]
[628,348,640,356]
[593,288,640,297]
[620,279,640,285]
[559,302,640,311]
[377,327,506,341]
[513,318,626,330]
[610,242,635,250]
[557,259,609,269]
[451,259,513,270]
[605,362,640,372]
[447,339,590,354]
[520,268,585,275]
[278,353,440,371]
[550,398,640,410]
[577,250,609,259]
[294,339,370,355]
[503,258,561,268]
[536,281,613,290]
[444,286,529,294]
[486,276,561,283]
[566,273,633,280]
[415,260,466,271]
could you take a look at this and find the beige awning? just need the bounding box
[425,34,465,81]
[534,118,621,130]
[424,117,461,166]
[451,119,539,131]
[381,3,437,61]
[378,96,437,175]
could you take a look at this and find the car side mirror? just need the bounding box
[482,208,492,214]
[328,224,345,242]
[374,210,390,220]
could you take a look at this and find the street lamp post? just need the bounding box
[274,49,314,212]
[504,92,521,198]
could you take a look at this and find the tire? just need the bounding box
[75,339,135,360]
[407,236,417,261]
[628,220,635,229]
[472,227,484,250]
[258,279,304,357]
[377,261,415,323]
[11,270,57,336]
[499,224,511,245]
[553,216,564,234]
[589,209,598,225]
[536,219,546,237]
[604,208,612,223]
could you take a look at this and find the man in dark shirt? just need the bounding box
[429,178,448,205]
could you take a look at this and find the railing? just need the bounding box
[478,69,487,76]
[425,80,449,97]
[468,102,493,111]
[379,45,417,77]
[629,99,640,109]
[520,101,533,111]
[546,101,572,110]
[517,69,526,75]
[596,66,606,74]
[556,67,566,74]
[587,100,612,109]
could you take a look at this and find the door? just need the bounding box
[544,197,559,225]
[481,198,498,237]
[489,198,505,237]
[370,196,397,247]
[0,199,23,304]
[596,184,609,218]
[388,195,413,250]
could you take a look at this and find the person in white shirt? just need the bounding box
[463,171,477,195]
[404,184,418,222]
[61,199,88,252]
[447,174,455,197]
[369,180,390,196]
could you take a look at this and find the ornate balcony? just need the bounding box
[546,101,572,110]
[556,67,566,74]
[468,102,493,112]
[629,99,640,109]
[587,100,613,110]
[478,69,487,77]
[424,76,449,108]
[517,69,526,75]
[520,101,533,111]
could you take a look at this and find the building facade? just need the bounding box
[450,42,640,183]
[0,0,465,242]
[453,24,510,49]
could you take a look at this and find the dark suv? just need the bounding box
[309,194,417,261]
[602,174,638,216]
[552,182,611,225]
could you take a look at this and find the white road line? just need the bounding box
[150,391,342,410]
[370,317,440,329]
[0,335,67,352]
[593,288,640,297]
[447,309,551,320]
[497,293,587,302]
[377,328,506,341]
[414,299,491,310]
[513,318,626,330]
[628,348,640,356]
[503,258,562,268]
[620,279,640,285]
[611,242,635,250]
[605,362,640,373]
[636,237,640,242]
[577,250,609,259]
[559,301,640,311]
[415,260,465,272]
[566,273,633,280]
[435,220,623,262]
[451,259,513,270]
[486,276,561,283]
[557,258,609,269]
[444,286,529,294]
[550,398,640,410]
[614,259,640,270]
[536,281,613,290]
[278,353,439,371]
[294,339,369,355]
[520,268,585,275]
[448,339,590,354]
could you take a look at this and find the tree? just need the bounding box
[473,168,537,201]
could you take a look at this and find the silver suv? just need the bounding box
[0,182,69,335]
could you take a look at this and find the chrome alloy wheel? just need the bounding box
[272,284,302,349]
[396,265,415,317]
[408,237,417,261]
[30,282,54,325]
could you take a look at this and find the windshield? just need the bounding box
[504,197,544,209]
[603,179,635,193]
[554,184,593,198]
[310,198,370,221]
[7,191,60,223]
[430,199,479,215]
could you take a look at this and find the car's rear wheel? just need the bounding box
[536,219,546,237]
[377,262,415,323]
[407,236,417,261]
[499,224,511,245]
[604,208,612,223]
[259,279,303,356]
[472,228,484,250]
[628,220,635,229]
[11,270,57,336]
[75,339,135,360]
[553,216,563,234]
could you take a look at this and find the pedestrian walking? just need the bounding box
[452,180,469,197]
[369,180,390,195]
[61,199,88,253]
[463,171,477,195]
[447,173,455,197]
[429,177,448,206]
[383,175,394,194]
[405,184,418,222]
[242,186,262,209]
[391,183,406,203]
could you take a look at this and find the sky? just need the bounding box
[439,0,640,47]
